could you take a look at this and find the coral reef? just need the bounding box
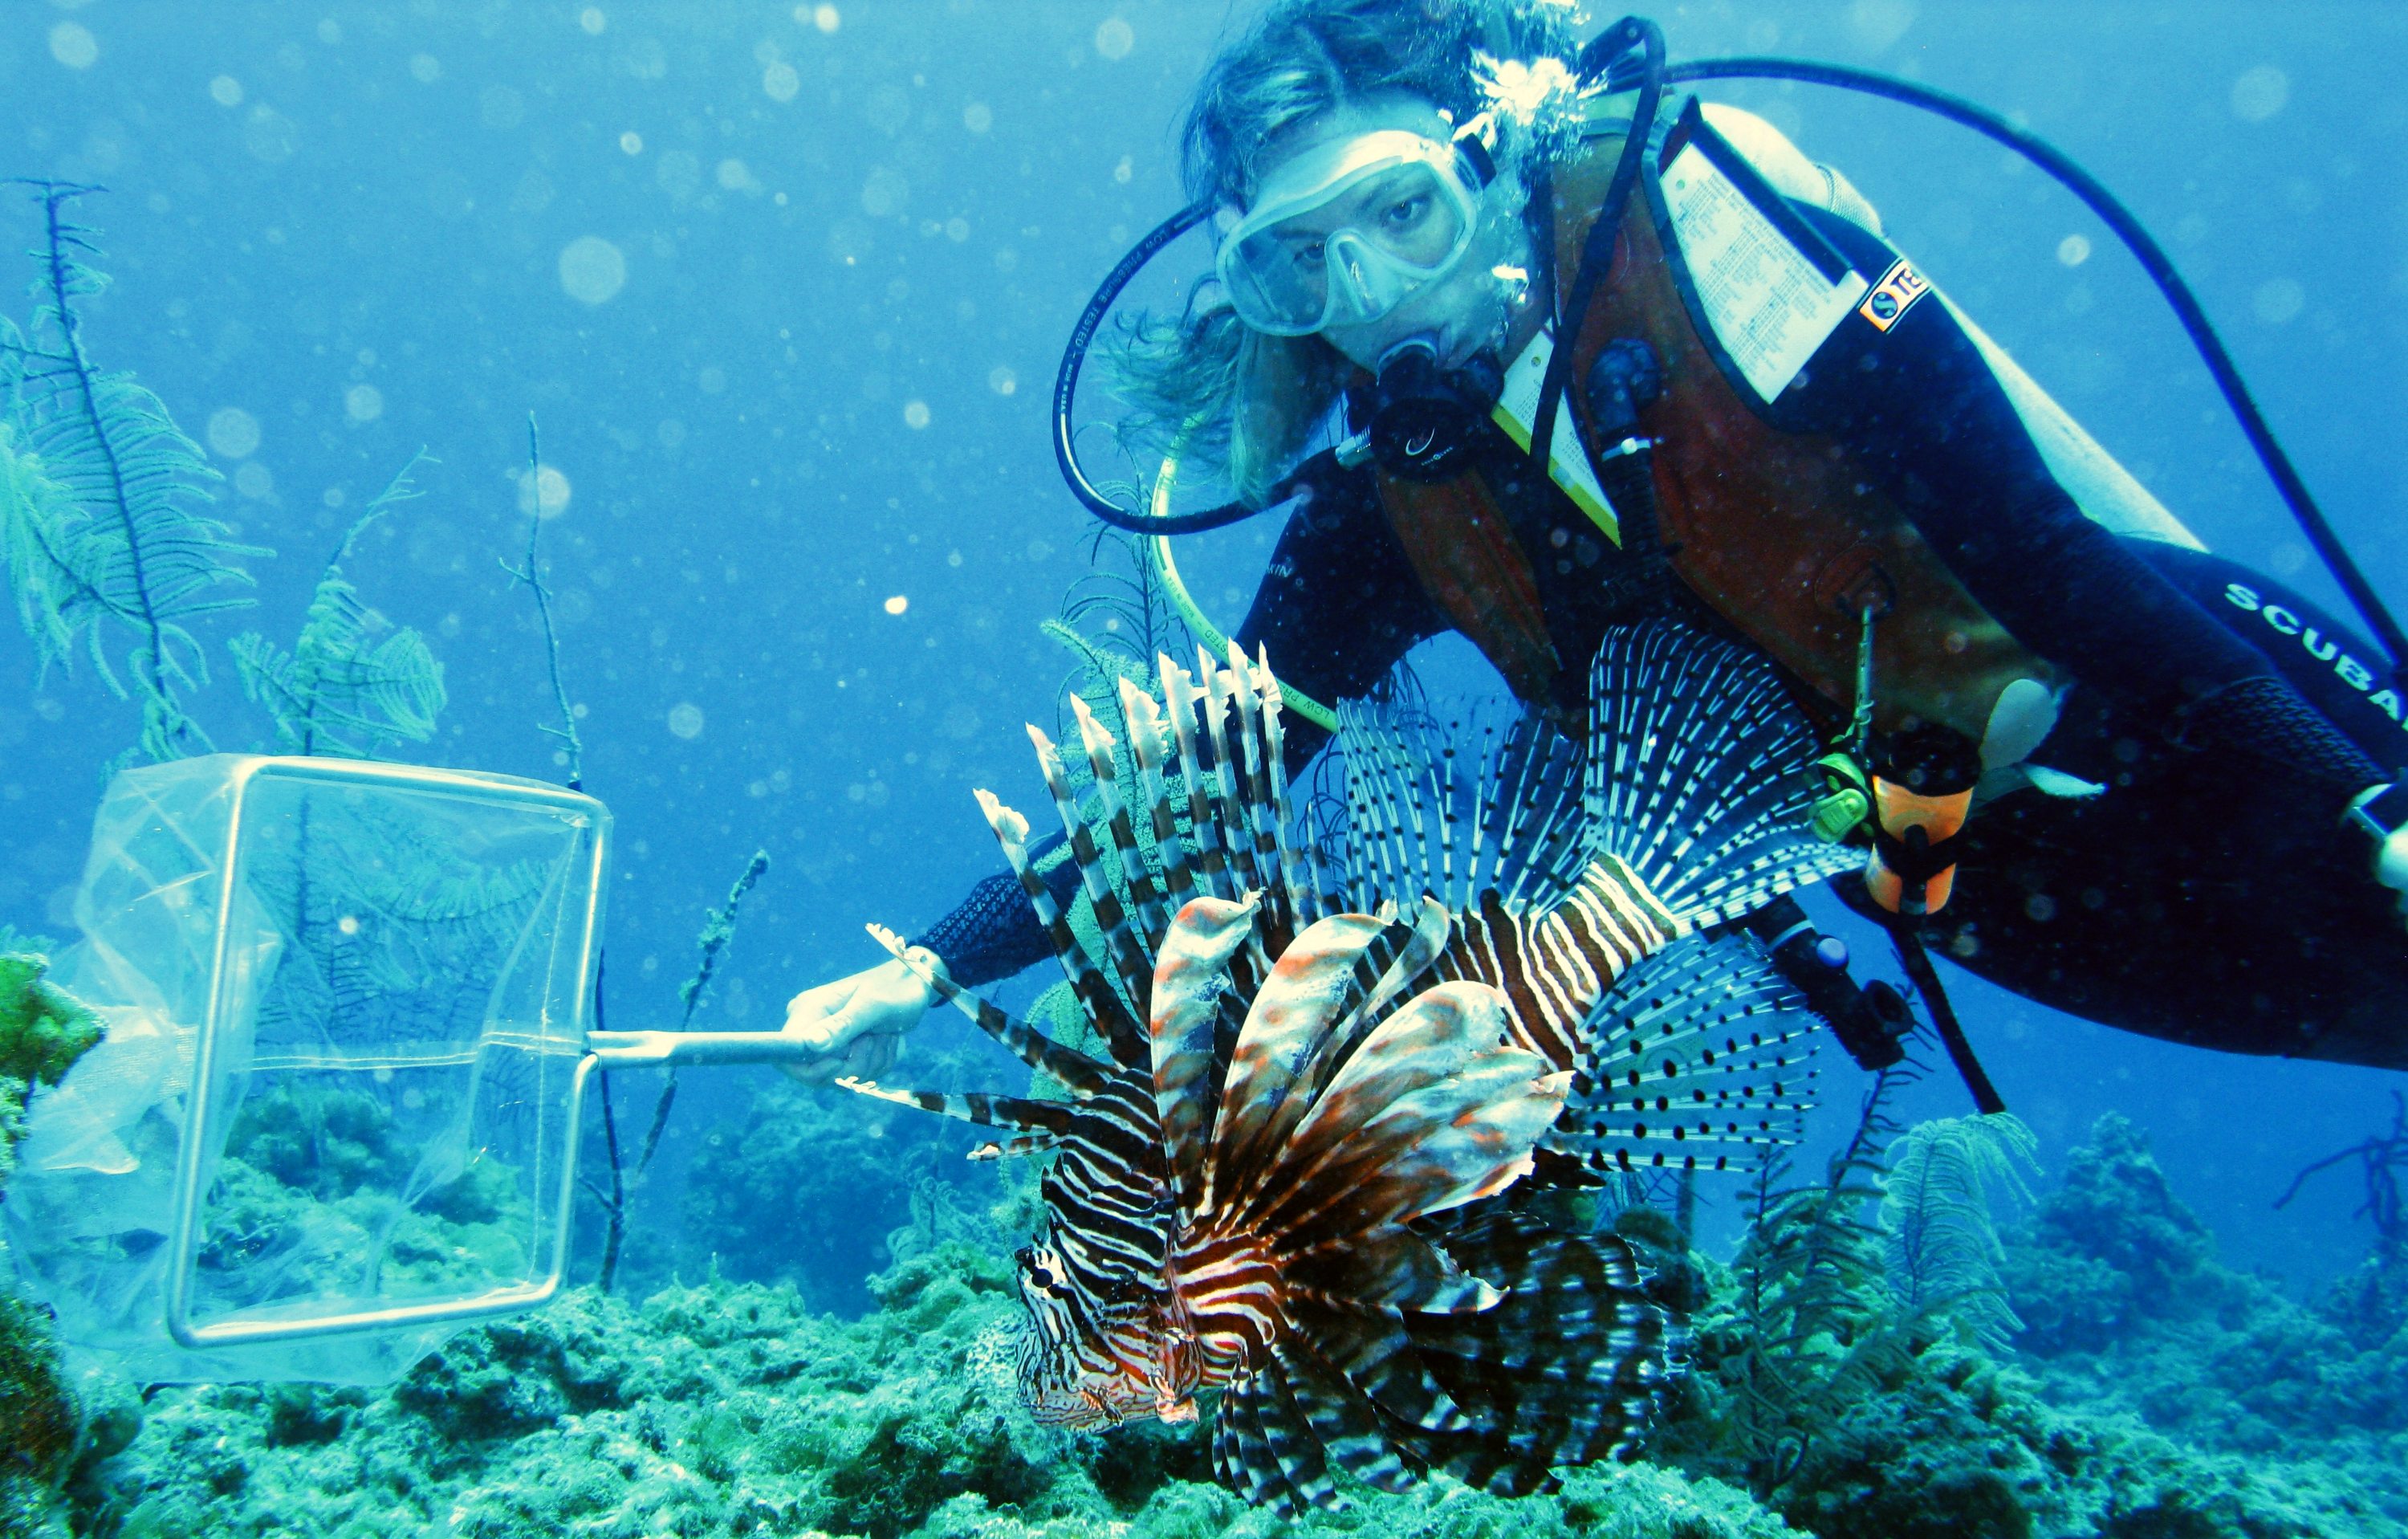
[1,948,109,1539]
[1658,1109,2401,1538]
[2001,1115,2407,1529]
[81,1242,1786,1539]
[43,1087,2408,1539]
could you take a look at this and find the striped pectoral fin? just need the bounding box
[1286,1293,1476,1438]
[834,1076,1078,1137]
[1149,892,1261,1218]
[1239,983,1564,1244]
[1547,930,1824,1176]
[1400,1215,1673,1492]
[1274,1337,1422,1495]
[1255,1039,1567,1248]
[865,923,1115,1096]
[1205,912,1399,1211]
[1292,897,1453,1105]
[1282,1225,1503,1317]
[1214,1357,1340,1516]
[1584,620,1862,927]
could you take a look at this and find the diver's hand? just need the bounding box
[779,953,941,1086]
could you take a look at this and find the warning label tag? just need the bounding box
[1661,140,1867,401]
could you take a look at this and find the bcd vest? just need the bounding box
[1375,128,2064,750]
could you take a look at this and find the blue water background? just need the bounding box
[0,1,2402,1294]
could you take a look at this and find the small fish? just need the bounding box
[843,620,1857,1510]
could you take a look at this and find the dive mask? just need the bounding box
[1216,125,1495,338]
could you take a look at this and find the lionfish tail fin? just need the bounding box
[1583,620,1859,926]
[1548,930,1822,1177]
[864,922,1115,1096]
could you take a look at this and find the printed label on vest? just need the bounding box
[1858,258,1932,332]
[1661,140,1869,401]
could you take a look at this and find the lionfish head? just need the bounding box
[1013,1241,1200,1427]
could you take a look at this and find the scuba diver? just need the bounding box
[782,0,2408,1087]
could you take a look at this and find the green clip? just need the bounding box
[1811,751,1872,844]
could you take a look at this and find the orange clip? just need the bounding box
[1863,778,1973,916]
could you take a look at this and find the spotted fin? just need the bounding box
[1336,704,1589,915]
[1549,930,1823,1176]
[1584,621,1861,926]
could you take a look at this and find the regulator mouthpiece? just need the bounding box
[1369,336,1501,482]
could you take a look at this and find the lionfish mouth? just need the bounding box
[845,624,1860,1513]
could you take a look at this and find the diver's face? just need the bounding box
[1247,96,1531,370]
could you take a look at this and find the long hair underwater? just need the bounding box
[842,619,1861,1511]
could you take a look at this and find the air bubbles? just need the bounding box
[963,102,992,133]
[883,594,909,615]
[519,465,573,520]
[1094,18,1134,59]
[987,366,1016,397]
[234,462,275,500]
[50,22,99,71]
[619,130,644,155]
[860,166,909,218]
[763,60,799,101]
[667,702,705,739]
[409,53,441,83]
[2253,276,2304,325]
[944,216,970,242]
[209,75,243,107]
[579,6,608,35]
[806,4,840,32]
[480,84,527,129]
[902,400,931,430]
[2231,65,2288,123]
[559,235,627,303]
[243,106,299,164]
[206,407,262,459]
[344,385,384,423]
[2056,234,2091,267]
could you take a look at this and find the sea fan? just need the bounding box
[0,181,260,759]
[1880,1113,2038,1350]
[231,453,445,757]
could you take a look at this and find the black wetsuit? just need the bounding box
[919,203,2408,1071]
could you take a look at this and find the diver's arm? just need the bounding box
[1775,205,2385,807]
[787,470,1435,1064]
[1232,461,1446,763]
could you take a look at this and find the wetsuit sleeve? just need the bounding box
[913,466,1436,985]
[1770,204,2382,803]
[1232,462,1446,763]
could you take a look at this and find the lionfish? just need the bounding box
[842,620,1858,1510]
